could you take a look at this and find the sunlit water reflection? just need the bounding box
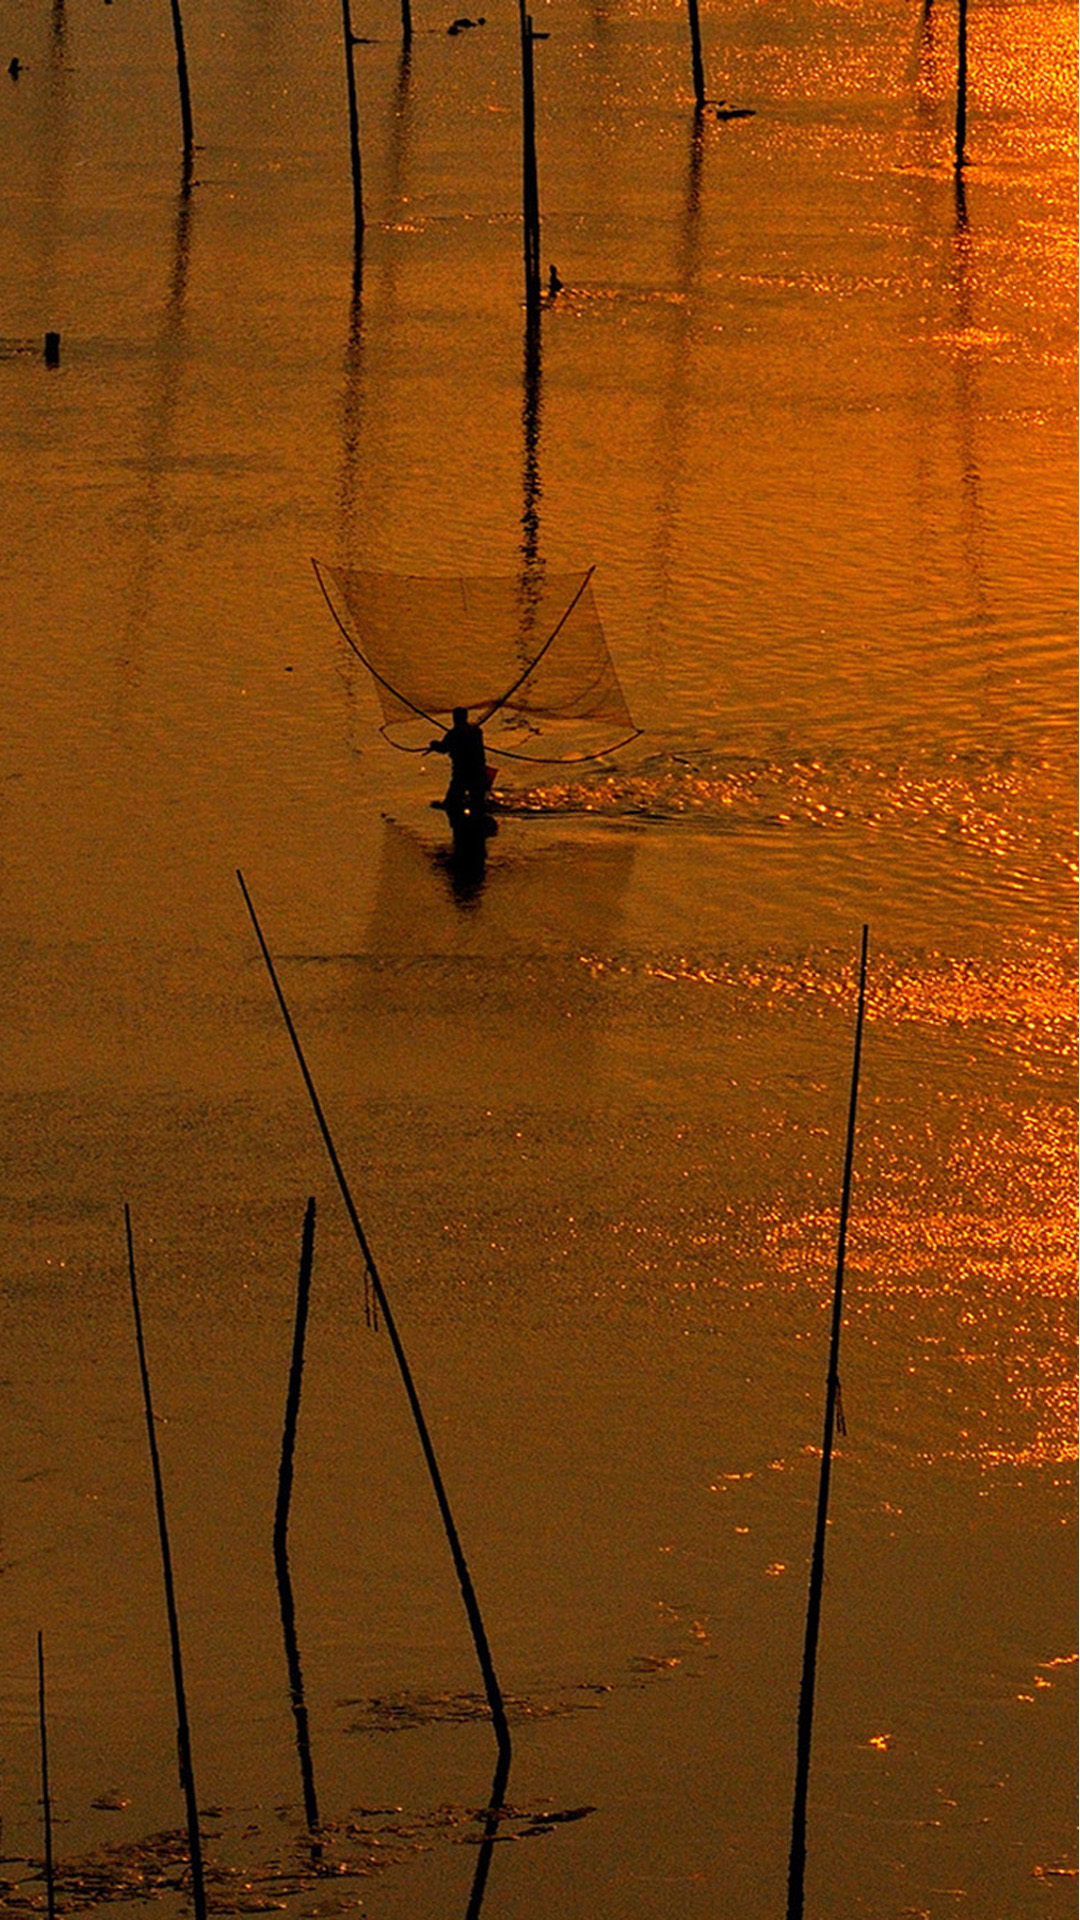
[0,0,1075,1909]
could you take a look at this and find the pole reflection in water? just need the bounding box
[273,1198,321,1844]
[337,45,413,561]
[518,308,545,683]
[949,169,988,615]
[521,312,542,581]
[644,109,704,668]
[463,1748,512,1920]
[115,161,195,704]
[337,262,365,561]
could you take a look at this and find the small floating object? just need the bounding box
[8,55,22,77]
[547,262,563,296]
[447,14,483,30]
[44,331,60,365]
[715,99,755,120]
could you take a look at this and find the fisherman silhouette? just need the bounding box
[429,707,490,826]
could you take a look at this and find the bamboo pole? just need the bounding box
[124,1205,208,1920]
[275,1197,316,1561]
[274,1197,321,1836]
[686,0,706,111]
[37,1631,56,1920]
[786,926,869,1920]
[954,0,968,169]
[236,871,512,1771]
[167,0,194,159]
[342,0,365,248]
[464,1748,511,1919]
[518,0,541,316]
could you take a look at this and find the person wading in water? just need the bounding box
[429,707,490,826]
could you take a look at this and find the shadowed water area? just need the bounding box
[0,0,1076,1910]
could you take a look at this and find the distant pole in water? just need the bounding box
[167,0,194,159]
[518,0,541,316]
[37,1631,56,1920]
[236,871,512,1772]
[341,0,365,249]
[400,0,412,46]
[686,0,706,112]
[274,1196,321,1837]
[124,1205,208,1920]
[954,0,968,169]
[786,926,869,1920]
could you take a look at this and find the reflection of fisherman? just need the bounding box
[429,707,489,823]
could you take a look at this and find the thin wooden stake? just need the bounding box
[274,1197,321,1836]
[236,871,512,1771]
[125,1205,208,1920]
[167,0,194,158]
[518,0,541,316]
[37,1631,56,1920]
[954,0,968,169]
[786,925,869,1920]
[686,0,706,111]
[342,0,365,248]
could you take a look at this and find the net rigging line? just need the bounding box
[311,557,641,764]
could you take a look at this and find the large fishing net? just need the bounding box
[314,561,640,762]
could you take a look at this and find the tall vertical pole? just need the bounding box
[37,1632,56,1920]
[954,0,968,169]
[786,927,870,1920]
[167,0,194,159]
[342,0,365,250]
[518,0,541,316]
[686,0,706,111]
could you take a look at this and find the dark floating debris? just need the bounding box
[447,14,485,29]
[342,1684,607,1735]
[8,55,22,77]
[715,99,755,119]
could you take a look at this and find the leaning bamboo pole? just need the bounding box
[125,1205,208,1920]
[786,926,869,1920]
[236,871,511,1771]
[274,1197,321,1837]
